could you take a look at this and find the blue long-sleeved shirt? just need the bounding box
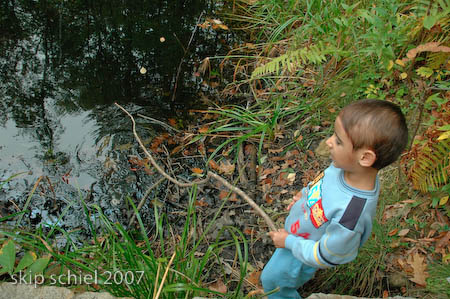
[284,163,379,269]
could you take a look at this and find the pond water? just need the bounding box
[0,0,234,235]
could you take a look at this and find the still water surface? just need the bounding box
[0,0,232,234]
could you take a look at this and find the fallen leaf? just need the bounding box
[383,290,389,298]
[218,160,235,175]
[398,229,410,237]
[191,167,203,174]
[209,160,220,171]
[407,253,429,286]
[287,172,296,183]
[197,20,210,29]
[168,118,177,127]
[219,190,238,201]
[246,270,262,286]
[198,126,209,134]
[265,194,274,204]
[244,228,255,235]
[247,289,265,297]
[388,228,399,236]
[195,199,209,207]
[435,231,450,254]
[395,59,405,67]
[209,280,227,293]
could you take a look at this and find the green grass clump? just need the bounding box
[0,185,252,298]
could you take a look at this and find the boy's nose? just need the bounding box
[326,137,332,148]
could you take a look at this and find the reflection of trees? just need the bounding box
[1,0,227,127]
[0,0,232,231]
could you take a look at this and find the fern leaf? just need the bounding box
[251,42,332,79]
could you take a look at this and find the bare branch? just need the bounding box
[115,102,277,231]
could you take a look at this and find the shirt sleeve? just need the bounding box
[285,219,362,269]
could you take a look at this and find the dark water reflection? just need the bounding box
[0,0,232,236]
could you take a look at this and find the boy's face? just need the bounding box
[326,116,360,171]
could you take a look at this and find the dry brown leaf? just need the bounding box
[218,160,235,175]
[246,270,262,286]
[244,228,256,235]
[407,253,429,286]
[265,193,274,204]
[383,203,411,221]
[168,118,177,127]
[388,228,399,236]
[208,160,220,171]
[209,280,227,293]
[198,126,209,134]
[219,190,238,202]
[400,42,450,64]
[398,229,410,237]
[195,199,209,207]
[268,147,284,154]
[191,167,203,174]
[247,289,265,297]
[435,231,450,254]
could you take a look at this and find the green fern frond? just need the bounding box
[410,137,450,192]
[251,42,332,79]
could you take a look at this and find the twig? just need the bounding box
[137,113,180,133]
[115,103,209,188]
[209,172,276,231]
[171,11,204,102]
[128,176,166,227]
[115,103,277,231]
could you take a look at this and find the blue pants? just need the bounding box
[261,248,317,299]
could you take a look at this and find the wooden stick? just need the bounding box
[115,103,277,231]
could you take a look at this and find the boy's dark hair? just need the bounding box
[339,99,408,170]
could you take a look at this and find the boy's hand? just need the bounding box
[287,190,302,211]
[269,229,289,248]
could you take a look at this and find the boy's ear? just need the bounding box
[359,149,376,168]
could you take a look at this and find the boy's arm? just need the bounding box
[284,219,362,269]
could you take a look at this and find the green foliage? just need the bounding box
[204,96,311,163]
[251,42,334,78]
[1,186,250,298]
[0,239,50,278]
[426,261,450,296]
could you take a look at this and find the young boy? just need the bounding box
[260,99,408,298]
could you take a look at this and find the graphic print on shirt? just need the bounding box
[306,173,329,228]
[290,219,311,239]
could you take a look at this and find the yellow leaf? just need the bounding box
[395,59,405,67]
[440,196,449,206]
[387,60,394,70]
[400,72,408,79]
[437,131,450,140]
[159,37,165,42]
[140,67,147,74]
